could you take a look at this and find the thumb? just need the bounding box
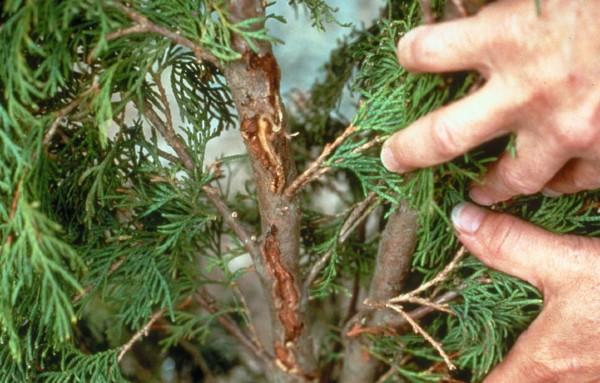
[450,202,566,291]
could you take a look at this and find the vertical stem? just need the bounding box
[222,1,316,380]
[340,202,418,383]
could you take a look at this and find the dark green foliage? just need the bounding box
[1,0,597,382]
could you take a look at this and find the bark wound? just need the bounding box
[239,52,287,193]
[263,226,302,342]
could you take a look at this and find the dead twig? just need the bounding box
[382,247,466,371]
[345,290,461,338]
[287,134,384,197]
[285,124,356,197]
[118,308,165,362]
[43,82,99,146]
[388,247,465,304]
[387,304,455,370]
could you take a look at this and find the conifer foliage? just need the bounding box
[1,1,599,382]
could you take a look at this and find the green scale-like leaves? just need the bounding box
[298,1,600,381]
[1,0,597,382]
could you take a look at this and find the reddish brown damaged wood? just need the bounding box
[223,2,316,381]
[263,226,303,342]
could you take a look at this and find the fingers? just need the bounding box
[397,16,491,73]
[380,82,513,173]
[483,317,555,383]
[450,203,566,291]
[544,159,600,196]
[469,135,568,205]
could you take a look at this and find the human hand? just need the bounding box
[451,202,600,382]
[381,0,600,204]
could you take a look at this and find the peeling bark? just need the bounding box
[222,1,316,381]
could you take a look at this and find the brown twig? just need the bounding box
[195,289,273,368]
[118,308,165,362]
[284,124,356,197]
[373,248,465,372]
[375,367,398,383]
[387,290,461,329]
[402,296,453,315]
[345,290,461,338]
[287,134,384,197]
[388,247,465,304]
[108,2,219,66]
[387,304,455,370]
[141,78,195,171]
[43,82,99,146]
[202,185,261,260]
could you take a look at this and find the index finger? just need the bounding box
[397,14,492,74]
[380,82,514,173]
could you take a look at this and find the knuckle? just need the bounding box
[496,165,539,195]
[569,172,591,191]
[512,336,560,381]
[553,125,596,151]
[485,214,520,256]
[519,358,558,382]
[429,112,461,159]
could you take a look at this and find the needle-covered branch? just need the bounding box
[43,82,99,147]
[140,83,262,261]
[108,2,219,66]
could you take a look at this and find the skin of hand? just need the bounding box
[452,202,600,382]
[380,0,600,205]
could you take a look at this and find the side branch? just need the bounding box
[118,308,165,362]
[195,290,274,368]
[139,93,261,261]
[284,124,356,197]
[43,82,99,146]
[109,2,219,66]
[285,133,384,197]
[203,185,261,260]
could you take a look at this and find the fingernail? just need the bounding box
[451,202,486,234]
[380,143,403,172]
[542,188,563,198]
[469,188,494,206]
